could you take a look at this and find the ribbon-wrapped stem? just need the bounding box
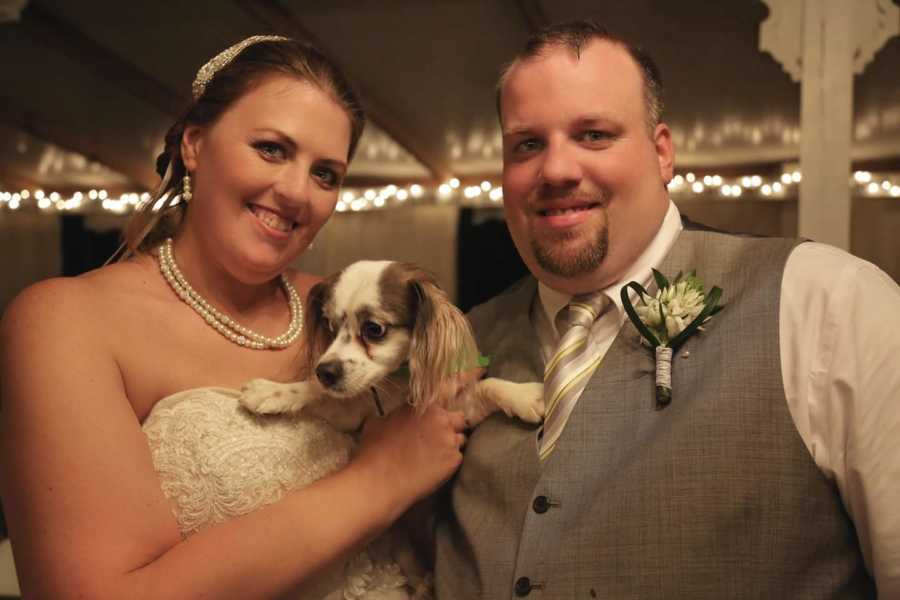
[654,346,673,407]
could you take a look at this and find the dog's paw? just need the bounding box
[238,378,294,415]
[481,379,545,424]
[507,382,545,423]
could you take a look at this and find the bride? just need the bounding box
[0,36,467,599]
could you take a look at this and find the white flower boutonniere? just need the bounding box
[620,269,724,408]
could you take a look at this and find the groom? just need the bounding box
[434,20,899,598]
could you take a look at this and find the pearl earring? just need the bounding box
[182,174,193,203]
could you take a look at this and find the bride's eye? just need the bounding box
[360,320,387,342]
[253,141,287,161]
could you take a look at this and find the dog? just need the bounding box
[239,260,544,428]
[239,260,544,598]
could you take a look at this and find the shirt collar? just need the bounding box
[538,199,683,334]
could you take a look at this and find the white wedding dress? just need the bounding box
[142,386,410,599]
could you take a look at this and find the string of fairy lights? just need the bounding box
[1,170,898,216]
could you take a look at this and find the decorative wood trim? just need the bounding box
[760,0,899,81]
[852,0,900,75]
[759,0,804,82]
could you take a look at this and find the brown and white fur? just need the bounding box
[238,260,543,598]
[240,260,543,429]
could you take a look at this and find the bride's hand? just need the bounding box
[355,403,467,512]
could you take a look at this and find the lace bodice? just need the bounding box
[142,387,409,599]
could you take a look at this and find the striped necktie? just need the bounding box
[539,293,608,461]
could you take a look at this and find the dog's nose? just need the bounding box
[315,360,343,388]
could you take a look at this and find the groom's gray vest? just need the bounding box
[435,230,873,599]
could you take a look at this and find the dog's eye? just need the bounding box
[360,320,387,341]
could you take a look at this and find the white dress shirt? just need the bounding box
[532,201,900,595]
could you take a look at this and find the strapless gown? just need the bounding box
[141,387,410,599]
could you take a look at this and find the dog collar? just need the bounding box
[369,356,491,416]
[370,387,385,417]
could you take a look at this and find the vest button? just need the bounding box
[532,495,550,514]
[514,576,532,597]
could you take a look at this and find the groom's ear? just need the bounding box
[654,123,674,184]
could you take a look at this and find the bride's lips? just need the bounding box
[247,204,297,235]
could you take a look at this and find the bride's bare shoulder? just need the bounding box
[1,254,165,338]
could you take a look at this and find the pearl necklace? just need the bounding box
[157,238,303,350]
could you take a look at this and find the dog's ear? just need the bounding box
[305,276,336,376]
[407,273,480,413]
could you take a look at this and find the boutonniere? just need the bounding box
[620,269,723,408]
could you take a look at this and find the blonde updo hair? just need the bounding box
[122,38,365,257]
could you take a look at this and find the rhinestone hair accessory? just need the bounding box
[192,35,291,99]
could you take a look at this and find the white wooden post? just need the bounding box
[798,0,854,248]
[760,0,899,249]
